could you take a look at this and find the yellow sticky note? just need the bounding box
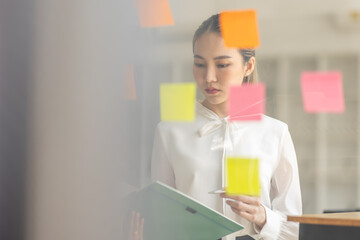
[134,0,174,27]
[219,10,260,48]
[160,83,196,121]
[226,157,260,196]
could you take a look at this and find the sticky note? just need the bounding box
[226,157,260,196]
[160,82,196,121]
[134,0,174,27]
[122,64,136,100]
[219,10,260,48]
[301,71,345,113]
[228,83,265,121]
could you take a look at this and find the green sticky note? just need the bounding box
[160,83,196,121]
[226,157,260,196]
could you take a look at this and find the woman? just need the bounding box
[151,14,302,240]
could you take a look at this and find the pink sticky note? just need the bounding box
[228,83,266,121]
[301,71,345,113]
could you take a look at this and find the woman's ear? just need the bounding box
[244,57,256,76]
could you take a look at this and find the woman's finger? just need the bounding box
[226,200,256,214]
[135,212,140,235]
[236,195,261,206]
[127,211,135,239]
[234,208,256,222]
[139,217,144,240]
[229,203,266,228]
[221,194,260,206]
[131,211,136,232]
[229,205,257,223]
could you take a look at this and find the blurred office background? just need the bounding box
[2,0,360,239]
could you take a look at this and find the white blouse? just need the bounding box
[151,101,302,240]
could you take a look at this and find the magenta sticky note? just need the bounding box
[228,83,266,121]
[301,71,345,113]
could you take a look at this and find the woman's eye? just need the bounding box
[217,64,230,68]
[194,63,205,67]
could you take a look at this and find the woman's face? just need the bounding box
[193,32,248,107]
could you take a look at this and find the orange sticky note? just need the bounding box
[122,64,136,100]
[226,157,260,196]
[219,10,260,48]
[134,0,174,27]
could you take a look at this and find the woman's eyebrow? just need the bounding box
[194,55,232,60]
[213,55,232,60]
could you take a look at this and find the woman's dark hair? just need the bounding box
[192,14,258,83]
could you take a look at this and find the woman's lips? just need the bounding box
[205,87,220,94]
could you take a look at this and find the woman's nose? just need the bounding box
[205,67,216,83]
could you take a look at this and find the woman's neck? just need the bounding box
[202,100,228,118]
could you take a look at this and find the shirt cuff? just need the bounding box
[254,205,282,240]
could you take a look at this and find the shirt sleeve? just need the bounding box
[257,126,302,240]
[151,124,176,188]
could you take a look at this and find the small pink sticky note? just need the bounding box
[301,71,345,113]
[228,83,266,121]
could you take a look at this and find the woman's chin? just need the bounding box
[203,98,226,106]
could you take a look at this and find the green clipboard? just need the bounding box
[125,181,244,240]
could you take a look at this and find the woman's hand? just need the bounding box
[220,193,266,229]
[125,211,144,240]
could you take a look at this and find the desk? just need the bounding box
[288,212,360,239]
